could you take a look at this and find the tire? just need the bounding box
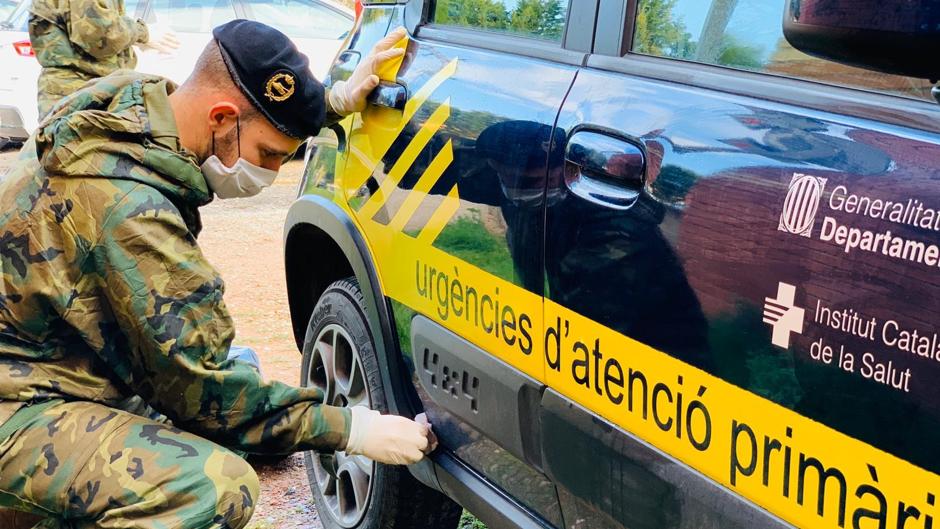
[301,278,462,529]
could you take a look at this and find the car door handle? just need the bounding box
[367,81,408,111]
[564,130,646,209]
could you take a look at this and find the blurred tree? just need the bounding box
[633,0,761,69]
[716,34,763,69]
[435,0,565,39]
[436,0,509,29]
[695,0,737,62]
[634,0,693,56]
[510,0,564,39]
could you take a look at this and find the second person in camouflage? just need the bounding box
[29,0,179,117]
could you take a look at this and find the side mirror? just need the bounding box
[783,0,940,80]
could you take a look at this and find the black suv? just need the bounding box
[284,1,940,528]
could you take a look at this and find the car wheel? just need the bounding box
[301,278,462,529]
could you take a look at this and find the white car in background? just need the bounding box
[0,0,353,143]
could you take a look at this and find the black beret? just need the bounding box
[213,20,325,139]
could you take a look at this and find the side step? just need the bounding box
[432,452,553,529]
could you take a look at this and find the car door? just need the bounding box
[539,1,940,528]
[323,1,596,525]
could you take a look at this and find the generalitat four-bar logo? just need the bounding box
[778,173,828,237]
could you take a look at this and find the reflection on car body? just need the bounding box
[289,2,940,529]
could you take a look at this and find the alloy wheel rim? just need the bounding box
[304,323,374,528]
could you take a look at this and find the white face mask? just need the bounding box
[201,155,278,199]
[201,118,279,199]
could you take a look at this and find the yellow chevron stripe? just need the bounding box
[345,59,459,193]
[387,139,454,233]
[417,184,460,245]
[358,99,451,220]
[402,59,458,126]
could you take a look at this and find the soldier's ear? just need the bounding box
[207,102,241,134]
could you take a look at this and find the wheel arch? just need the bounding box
[285,196,382,352]
[283,195,421,421]
[285,193,447,505]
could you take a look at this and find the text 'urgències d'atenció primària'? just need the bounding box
[412,254,940,529]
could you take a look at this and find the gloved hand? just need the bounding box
[138,24,180,54]
[344,406,435,465]
[328,27,408,116]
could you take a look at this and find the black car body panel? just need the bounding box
[289,1,940,528]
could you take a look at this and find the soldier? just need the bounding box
[29,0,179,117]
[0,21,428,529]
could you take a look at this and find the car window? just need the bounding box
[0,0,17,22]
[432,0,570,42]
[125,0,143,17]
[240,0,351,40]
[632,0,934,102]
[146,0,237,33]
[1,0,28,31]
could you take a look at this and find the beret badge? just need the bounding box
[265,71,296,102]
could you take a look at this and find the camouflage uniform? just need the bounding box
[29,0,149,117]
[0,72,350,528]
[0,400,258,528]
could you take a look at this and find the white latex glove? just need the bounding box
[344,406,435,465]
[138,24,180,54]
[328,27,407,116]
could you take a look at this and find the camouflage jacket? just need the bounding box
[29,0,148,115]
[0,72,350,454]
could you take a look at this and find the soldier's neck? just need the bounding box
[168,88,207,160]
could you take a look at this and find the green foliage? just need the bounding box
[651,164,697,205]
[633,0,763,69]
[434,0,565,40]
[432,211,515,283]
[716,34,764,69]
[390,300,416,363]
[634,0,692,57]
[459,510,489,529]
[709,303,802,408]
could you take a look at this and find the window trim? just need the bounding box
[421,0,587,49]
[590,2,940,134]
[593,0,636,56]
[407,0,598,67]
[587,53,940,135]
[416,25,587,67]
[561,0,600,53]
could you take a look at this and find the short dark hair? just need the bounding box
[184,39,259,121]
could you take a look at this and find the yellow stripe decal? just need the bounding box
[342,58,459,195]
[357,99,451,220]
[416,184,460,246]
[402,59,458,126]
[387,139,454,233]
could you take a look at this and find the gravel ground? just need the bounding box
[199,161,322,529]
[1,146,320,528]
